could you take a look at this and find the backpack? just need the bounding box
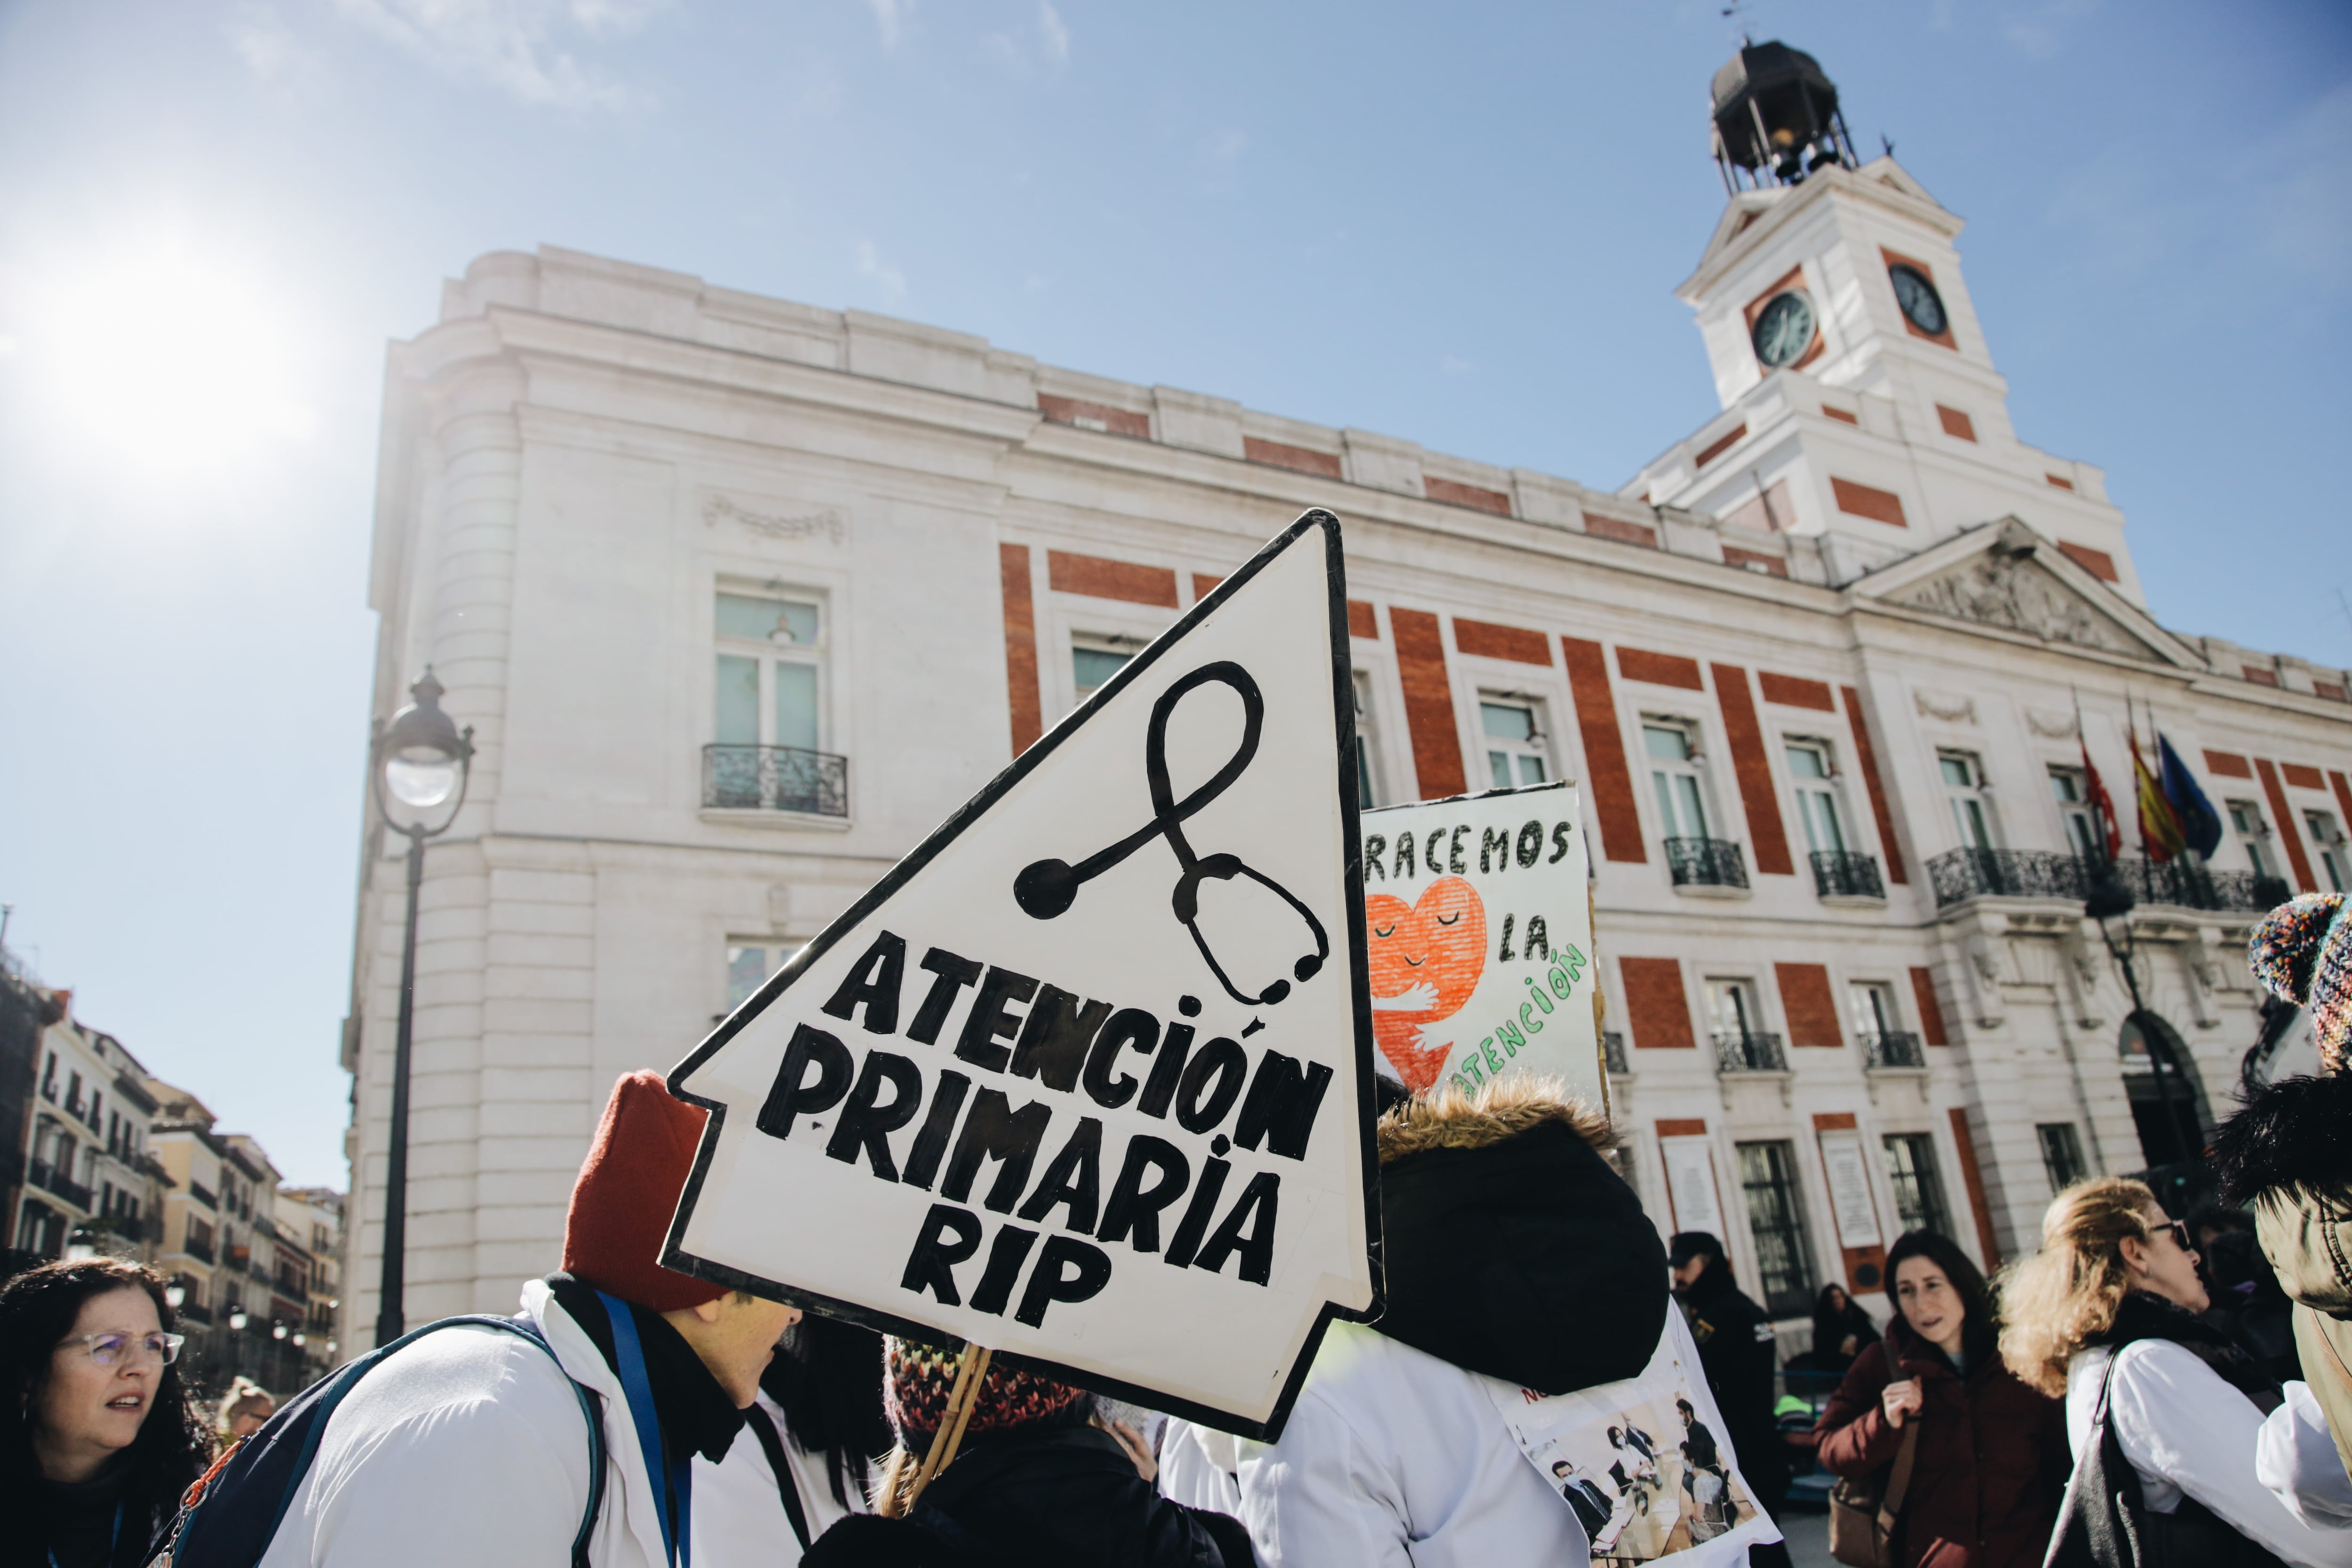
[157,1314,607,1568]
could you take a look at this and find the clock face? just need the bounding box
[1751,290,1816,369]
[1888,264,1948,336]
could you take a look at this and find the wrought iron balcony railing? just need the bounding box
[1810,849,1885,900]
[1864,1030,1926,1070]
[1713,1030,1787,1074]
[1666,837,1749,890]
[1926,848,2280,913]
[183,1238,215,1265]
[702,744,850,817]
[28,1159,93,1210]
[1602,1032,1629,1075]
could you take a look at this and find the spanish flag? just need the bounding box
[2131,717,2186,863]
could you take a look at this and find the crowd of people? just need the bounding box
[5,891,2348,1567]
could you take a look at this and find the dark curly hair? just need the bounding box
[1884,1227,1999,1367]
[2,1258,211,1567]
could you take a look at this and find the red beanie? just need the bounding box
[562,1070,726,1313]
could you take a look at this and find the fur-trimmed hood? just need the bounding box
[1371,1077,1667,1398]
[2214,1070,2352,1207]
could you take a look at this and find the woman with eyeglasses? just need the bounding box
[2000,1177,2352,1568]
[1,1258,210,1568]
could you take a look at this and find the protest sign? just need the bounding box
[663,511,1379,1438]
[1488,1310,1784,1565]
[1360,781,1603,1106]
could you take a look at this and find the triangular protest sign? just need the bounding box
[665,510,1380,1438]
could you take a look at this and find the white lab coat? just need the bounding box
[692,1389,869,1567]
[1230,1321,1589,1568]
[257,1280,677,1568]
[2068,1341,2352,1568]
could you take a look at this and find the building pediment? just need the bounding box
[1856,519,2199,667]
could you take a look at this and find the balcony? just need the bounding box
[702,744,849,817]
[28,1159,94,1210]
[189,1182,217,1210]
[183,1238,215,1265]
[1864,1031,1926,1070]
[1602,1032,1629,1075]
[1712,1030,1787,1074]
[1665,837,1748,891]
[1809,849,1884,900]
[1926,849,2282,913]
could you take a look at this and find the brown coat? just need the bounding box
[2256,1180,2352,1480]
[1814,1318,2066,1568]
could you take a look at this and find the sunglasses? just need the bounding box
[2153,1219,2194,1253]
[58,1331,185,1368]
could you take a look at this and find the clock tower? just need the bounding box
[1628,43,2142,605]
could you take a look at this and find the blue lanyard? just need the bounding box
[598,1291,691,1568]
[50,1498,121,1568]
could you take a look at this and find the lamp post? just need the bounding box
[228,1308,248,1387]
[368,669,475,1349]
[2084,868,2196,1164]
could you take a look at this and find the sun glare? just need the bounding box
[23,236,320,474]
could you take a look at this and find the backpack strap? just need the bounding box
[741,1403,811,1551]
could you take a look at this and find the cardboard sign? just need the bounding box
[664,512,1380,1438]
[1359,781,1602,1105]
[1489,1309,1784,1563]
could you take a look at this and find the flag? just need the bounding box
[2156,732,2222,859]
[2080,737,2122,863]
[2130,716,2186,863]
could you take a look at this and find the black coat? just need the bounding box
[1678,1264,1789,1504]
[803,1425,1250,1568]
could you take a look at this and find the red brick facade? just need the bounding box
[1563,637,1647,864]
[1714,663,1795,876]
[1390,608,1467,799]
[1621,958,1694,1049]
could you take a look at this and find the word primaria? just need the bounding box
[1362,818,1575,882]
[1446,945,1590,1098]
[806,930,1333,1153]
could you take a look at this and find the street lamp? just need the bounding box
[62,1226,100,1262]
[2084,870,2197,1164]
[368,669,475,1350]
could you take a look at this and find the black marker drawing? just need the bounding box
[1014,660,1331,1008]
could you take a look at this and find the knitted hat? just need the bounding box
[562,1070,726,1313]
[882,1338,1087,1440]
[2248,893,2352,1074]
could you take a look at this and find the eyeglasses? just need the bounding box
[58,1331,185,1368]
[2153,1220,2195,1254]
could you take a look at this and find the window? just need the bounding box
[726,944,797,1011]
[1070,634,1140,704]
[2038,1123,2087,1193]
[2050,766,2100,859]
[2228,801,2273,878]
[66,1073,83,1118]
[1940,752,1994,851]
[1706,978,1780,1068]
[715,590,824,752]
[1480,699,1549,790]
[40,1052,56,1101]
[1881,1133,1953,1238]
[1785,740,1846,853]
[2307,812,2346,892]
[1646,722,1712,839]
[1736,1140,1816,1317]
[1707,978,1761,1043]
[1848,981,1897,1041]
[1353,673,1382,808]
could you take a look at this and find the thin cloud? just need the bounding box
[226,4,329,84]
[867,0,908,53]
[856,239,908,302]
[1037,1,1069,65]
[331,0,669,111]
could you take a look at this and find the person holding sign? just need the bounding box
[1227,1077,1669,1565]
[801,1339,1251,1565]
[209,1072,801,1568]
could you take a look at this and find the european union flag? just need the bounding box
[2156,734,2223,858]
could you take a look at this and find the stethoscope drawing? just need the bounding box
[1014,659,1330,1008]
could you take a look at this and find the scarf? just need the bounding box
[2093,1289,2283,1413]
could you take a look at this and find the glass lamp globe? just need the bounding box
[385,751,461,809]
[164,1285,187,1309]
[292,1333,306,1348]
[273,1322,288,1341]
[230,1311,248,1331]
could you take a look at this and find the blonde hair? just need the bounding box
[217,1375,274,1434]
[1995,1177,2159,1397]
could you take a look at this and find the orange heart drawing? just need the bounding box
[1365,875,1487,1093]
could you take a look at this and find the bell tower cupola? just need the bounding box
[1710,41,1858,192]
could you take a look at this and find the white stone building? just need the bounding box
[342,48,2352,1348]
[13,996,169,1262]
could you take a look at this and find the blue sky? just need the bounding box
[1,0,2346,1186]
